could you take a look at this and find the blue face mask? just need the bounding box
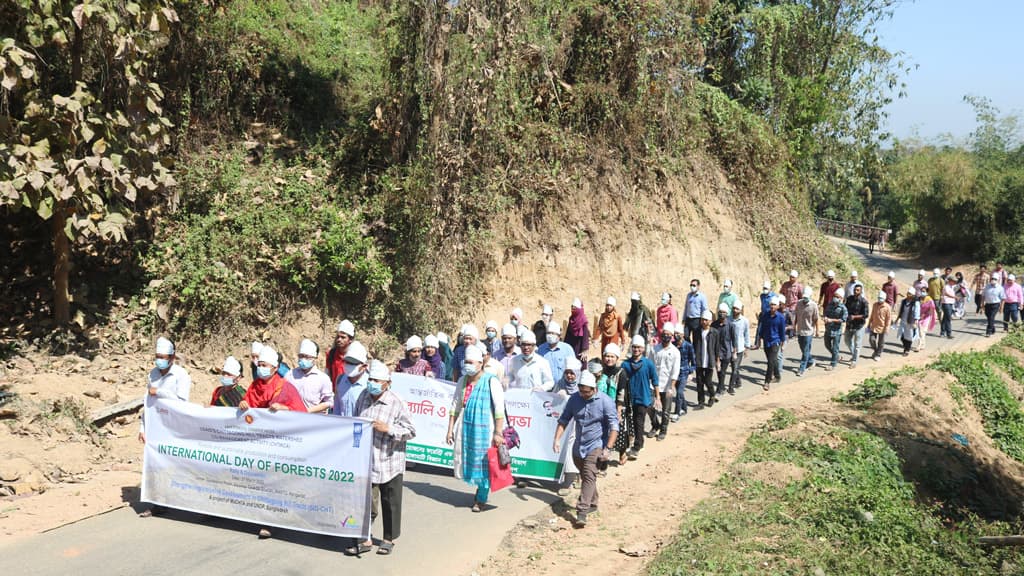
[367,380,384,396]
[220,376,236,386]
[256,366,274,380]
[463,362,480,377]
[298,358,314,371]
[155,358,170,371]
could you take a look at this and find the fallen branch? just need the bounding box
[90,397,143,425]
[978,535,1024,547]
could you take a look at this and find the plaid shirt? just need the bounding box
[354,388,416,484]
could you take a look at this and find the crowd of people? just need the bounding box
[139,262,1023,549]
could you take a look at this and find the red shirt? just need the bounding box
[819,280,840,305]
[243,373,308,412]
[326,344,349,386]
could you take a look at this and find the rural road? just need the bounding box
[0,239,992,576]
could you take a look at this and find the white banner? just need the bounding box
[390,373,573,480]
[141,397,372,538]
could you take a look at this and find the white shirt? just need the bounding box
[508,353,554,391]
[648,343,681,392]
[142,363,192,432]
[285,366,334,410]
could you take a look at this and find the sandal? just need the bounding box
[471,501,482,513]
[377,541,395,555]
[344,542,373,556]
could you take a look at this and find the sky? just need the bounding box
[876,0,1023,143]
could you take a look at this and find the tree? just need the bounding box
[0,1,177,325]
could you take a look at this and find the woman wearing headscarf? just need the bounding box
[445,345,506,512]
[917,295,937,352]
[592,296,626,353]
[564,298,590,362]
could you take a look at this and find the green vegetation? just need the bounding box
[838,366,919,409]
[647,424,1023,575]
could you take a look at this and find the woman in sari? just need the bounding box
[446,344,505,512]
[917,295,937,352]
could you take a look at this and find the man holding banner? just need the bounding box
[346,360,415,556]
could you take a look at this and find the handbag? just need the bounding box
[497,443,511,468]
[486,446,514,493]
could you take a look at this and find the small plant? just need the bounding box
[763,408,797,431]
[837,366,919,409]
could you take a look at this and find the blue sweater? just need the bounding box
[757,311,788,348]
[621,356,658,407]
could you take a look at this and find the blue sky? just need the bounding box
[876,0,1023,143]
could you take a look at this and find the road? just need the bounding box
[0,239,992,576]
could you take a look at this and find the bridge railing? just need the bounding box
[815,218,891,248]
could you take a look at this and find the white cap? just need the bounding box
[878,290,887,301]
[587,359,603,374]
[547,321,561,335]
[762,280,772,289]
[336,319,355,337]
[344,341,368,365]
[802,286,813,299]
[258,345,279,367]
[733,300,744,311]
[463,324,480,340]
[424,334,439,348]
[1010,274,1017,281]
[565,357,582,373]
[723,279,733,287]
[251,341,263,355]
[906,287,916,296]
[222,356,242,376]
[888,271,896,278]
[662,322,675,334]
[485,320,499,331]
[835,288,846,299]
[790,270,799,278]
[405,335,423,351]
[517,325,529,339]
[673,323,685,334]
[578,371,597,389]
[606,296,617,306]
[770,295,783,306]
[827,270,835,278]
[933,268,941,275]
[299,338,318,357]
[631,335,645,347]
[155,337,175,355]
[630,291,640,301]
[850,270,859,278]
[476,342,488,356]
[572,298,582,309]
[992,273,1001,280]
[701,310,713,320]
[520,330,537,344]
[603,343,621,357]
[437,332,449,344]
[717,303,729,313]
[542,304,553,315]
[464,344,483,363]
[510,307,524,320]
[501,323,517,337]
[918,269,926,276]
[367,359,391,382]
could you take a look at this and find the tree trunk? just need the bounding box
[53,202,71,325]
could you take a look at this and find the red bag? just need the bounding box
[486,446,514,493]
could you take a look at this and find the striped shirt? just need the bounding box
[354,389,416,484]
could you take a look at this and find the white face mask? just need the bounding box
[462,362,480,377]
[345,362,363,379]
[546,334,559,345]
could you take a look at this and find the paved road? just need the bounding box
[0,239,991,576]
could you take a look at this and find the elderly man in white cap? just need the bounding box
[818,270,840,311]
[538,320,575,381]
[692,310,721,407]
[553,370,618,528]
[285,339,333,413]
[508,330,555,391]
[646,322,680,440]
[620,335,658,458]
[327,319,357,385]
[532,305,555,347]
[592,296,626,353]
[718,279,737,312]
[396,335,432,376]
[210,356,246,407]
[345,360,415,557]
[140,336,192,445]
[493,323,521,377]
[755,296,787,389]
[333,341,369,416]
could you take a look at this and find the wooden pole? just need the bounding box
[978,535,1024,547]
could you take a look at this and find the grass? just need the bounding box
[647,424,1024,575]
[836,366,919,409]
